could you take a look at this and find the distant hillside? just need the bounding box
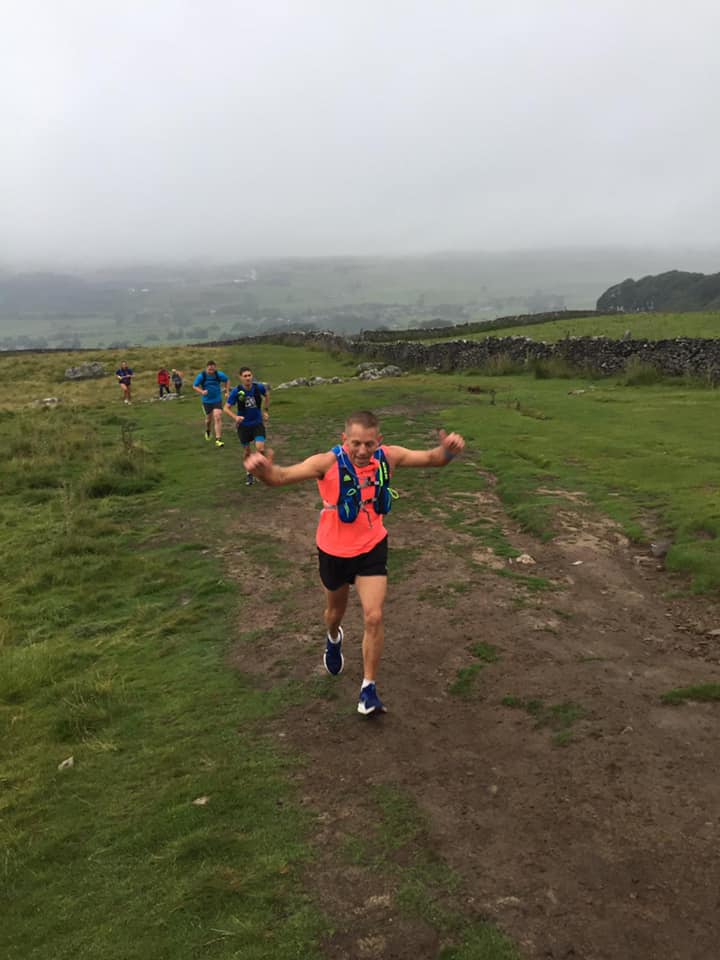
[597,269,720,312]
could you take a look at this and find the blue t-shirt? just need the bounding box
[116,367,133,384]
[226,382,267,427]
[193,370,228,405]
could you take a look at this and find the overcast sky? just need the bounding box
[2,0,719,266]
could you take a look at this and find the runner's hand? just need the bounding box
[246,448,274,478]
[438,429,465,457]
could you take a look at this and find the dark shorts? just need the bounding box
[202,401,222,414]
[318,535,388,591]
[238,423,266,445]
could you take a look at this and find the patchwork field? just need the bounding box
[1,343,719,959]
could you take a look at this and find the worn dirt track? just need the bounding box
[227,473,720,960]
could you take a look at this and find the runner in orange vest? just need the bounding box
[245,410,465,716]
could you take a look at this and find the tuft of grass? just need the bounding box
[495,568,554,592]
[622,357,664,386]
[479,353,526,376]
[501,696,588,745]
[439,925,521,960]
[530,357,581,379]
[449,642,500,697]
[660,683,720,705]
[449,663,485,698]
[471,641,500,663]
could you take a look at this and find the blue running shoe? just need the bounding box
[357,682,386,716]
[323,626,344,675]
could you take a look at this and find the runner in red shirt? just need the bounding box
[157,367,171,398]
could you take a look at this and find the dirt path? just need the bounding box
[226,473,720,960]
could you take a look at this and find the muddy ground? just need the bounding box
[226,469,720,960]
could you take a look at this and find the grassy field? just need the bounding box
[2,339,719,958]
[427,311,720,343]
[1,344,524,960]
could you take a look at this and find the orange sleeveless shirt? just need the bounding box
[316,446,389,558]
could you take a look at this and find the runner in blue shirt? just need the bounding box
[192,361,230,448]
[223,366,270,485]
[116,361,134,404]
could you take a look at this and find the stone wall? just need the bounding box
[253,331,720,379]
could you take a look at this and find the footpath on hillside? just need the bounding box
[223,450,720,960]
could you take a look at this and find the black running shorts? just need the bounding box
[318,535,388,591]
[238,423,266,445]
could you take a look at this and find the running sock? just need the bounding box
[361,679,374,690]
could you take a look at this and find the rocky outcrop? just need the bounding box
[275,365,404,390]
[64,361,106,380]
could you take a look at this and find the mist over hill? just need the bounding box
[2,247,719,350]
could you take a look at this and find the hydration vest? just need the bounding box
[330,445,394,524]
[234,383,263,408]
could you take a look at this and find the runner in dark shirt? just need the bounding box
[223,366,270,485]
[116,362,134,404]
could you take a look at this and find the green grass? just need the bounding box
[340,785,519,959]
[0,357,342,960]
[660,683,720,705]
[1,346,524,960]
[432,370,720,591]
[449,643,501,698]
[389,545,423,582]
[501,696,588,746]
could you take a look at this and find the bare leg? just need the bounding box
[213,408,223,439]
[323,583,349,639]
[205,412,213,434]
[354,575,387,682]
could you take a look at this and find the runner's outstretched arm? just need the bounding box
[385,429,465,470]
[245,450,335,487]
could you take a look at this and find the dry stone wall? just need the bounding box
[256,331,720,379]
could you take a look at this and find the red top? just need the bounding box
[157,369,170,384]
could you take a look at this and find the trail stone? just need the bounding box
[650,540,672,558]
